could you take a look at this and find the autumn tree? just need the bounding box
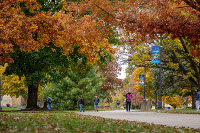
[1,0,115,109]
[100,59,124,93]
[0,64,27,98]
[126,36,200,109]
[4,45,70,109]
[116,0,200,58]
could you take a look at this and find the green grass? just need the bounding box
[141,108,200,114]
[2,108,21,111]
[0,111,199,133]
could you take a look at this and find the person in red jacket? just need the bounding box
[126,92,132,112]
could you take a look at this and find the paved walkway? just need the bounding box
[77,110,200,129]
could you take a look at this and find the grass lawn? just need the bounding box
[0,111,199,133]
[142,108,200,114]
[2,108,21,111]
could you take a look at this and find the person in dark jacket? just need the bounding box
[116,99,120,110]
[78,96,85,112]
[47,96,53,110]
[196,89,200,111]
[93,95,99,112]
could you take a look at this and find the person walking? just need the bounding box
[124,99,127,110]
[116,99,120,110]
[47,96,53,110]
[196,89,200,111]
[94,95,99,112]
[126,92,132,112]
[78,96,85,112]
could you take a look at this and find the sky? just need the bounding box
[116,46,130,80]
[117,64,128,79]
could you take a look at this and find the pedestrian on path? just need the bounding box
[124,99,127,110]
[116,99,120,110]
[126,92,132,112]
[196,89,200,111]
[47,96,53,110]
[78,96,85,112]
[94,95,99,112]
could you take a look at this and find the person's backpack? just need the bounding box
[81,99,84,105]
[196,92,200,101]
[47,97,53,104]
[127,93,132,102]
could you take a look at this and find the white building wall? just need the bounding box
[1,95,13,107]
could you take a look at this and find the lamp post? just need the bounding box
[135,92,137,109]
[158,34,163,109]
[144,67,146,100]
[0,76,2,112]
[0,54,2,112]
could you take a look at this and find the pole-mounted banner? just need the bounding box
[151,46,160,63]
[139,75,145,86]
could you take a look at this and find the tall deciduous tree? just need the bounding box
[0,64,27,98]
[4,45,69,109]
[116,0,200,59]
[1,0,115,109]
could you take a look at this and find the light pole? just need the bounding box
[158,34,163,109]
[135,92,137,109]
[0,54,2,111]
[0,75,2,112]
[144,67,146,100]
[0,53,3,112]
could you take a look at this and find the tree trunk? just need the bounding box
[42,101,48,110]
[26,84,39,110]
[191,89,196,109]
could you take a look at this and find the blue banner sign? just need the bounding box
[139,75,145,86]
[151,46,160,63]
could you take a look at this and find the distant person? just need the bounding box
[196,89,200,111]
[126,92,132,112]
[78,96,85,112]
[124,99,127,110]
[47,96,53,110]
[183,102,186,109]
[116,99,120,110]
[94,95,99,112]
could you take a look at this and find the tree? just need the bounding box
[116,0,200,59]
[1,0,115,109]
[132,67,155,100]
[4,45,70,109]
[42,66,104,110]
[127,36,200,109]
[100,59,124,92]
[80,0,200,59]
[165,95,183,109]
[1,0,115,63]
[0,64,27,98]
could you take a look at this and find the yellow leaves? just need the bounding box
[0,63,27,97]
[1,0,116,64]
[165,95,183,108]
[132,67,154,99]
[30,25,38,31]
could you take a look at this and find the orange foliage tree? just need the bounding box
[2,0,199,109]
[1,0,116,109]
[1,0,115,63]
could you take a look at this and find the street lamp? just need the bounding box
[144,67,146,99]
[0,53,2,112]
[158,34,163,109]
[0,75,2,112]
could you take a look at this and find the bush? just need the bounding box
[42,69,103,110]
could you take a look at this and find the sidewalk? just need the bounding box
[77,110,200,129]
